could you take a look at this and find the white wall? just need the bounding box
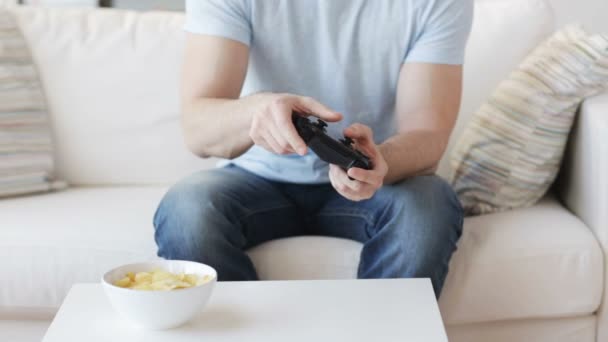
[549,0,608,33]
[112,0,184,11]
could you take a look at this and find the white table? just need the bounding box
[42,279,447,342]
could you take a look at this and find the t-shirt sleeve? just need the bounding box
[184,0,252,46]
[404,0,474,65]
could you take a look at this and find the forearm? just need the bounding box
[379,130,448,184]
[182,94,264,159]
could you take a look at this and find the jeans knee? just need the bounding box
[153,172,239,260]
[155,180,207,229]
[387,175,463,233]
[375,175,464,296]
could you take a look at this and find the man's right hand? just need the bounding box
[181,34,341,159]
[249,94,342,156]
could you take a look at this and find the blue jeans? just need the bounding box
[154,165,463,297]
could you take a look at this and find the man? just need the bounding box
[154,0,473,296]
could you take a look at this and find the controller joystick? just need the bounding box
[292,111,372,177]
[340,137,354,147]
[314,120,328,130]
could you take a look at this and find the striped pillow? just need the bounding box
[450,26,608,216]
[0,10,65,198]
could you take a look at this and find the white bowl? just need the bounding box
[102,260,217,330]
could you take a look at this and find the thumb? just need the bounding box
[344,124,379,159]
[344,123,374,143]
[297,96,342,122]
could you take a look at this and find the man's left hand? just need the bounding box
[329,123,389,201]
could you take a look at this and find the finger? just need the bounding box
[329,165,351,193]
[330,173,358,201]
[344,124,378,159]
[331,165,364,193]
[347,167,383,187]
[329,166,351,197]
[267,121,296,155]
[329,164,342,183]
[297,96,342,122]
[333,179,369,202]
[344,123,373,142]
[353,183,375,200]
[261,130,284,154]
[328,167,342,193]
[330,164,347,181]
[273,108,308,155]
[255,140,275,154]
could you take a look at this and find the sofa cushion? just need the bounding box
[12,7,211,186]
[437,0,554,177]
[0,187,162,312]
[0,10,65,198]
[0,187,603,325]
[440,196,603,324]
[450,26,608,216]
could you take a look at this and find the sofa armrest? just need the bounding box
[558,90,608,340]
[559,91,608,245]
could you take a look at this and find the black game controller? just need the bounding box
[292,112,372,176]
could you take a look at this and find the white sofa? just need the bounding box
[1,1,607,341]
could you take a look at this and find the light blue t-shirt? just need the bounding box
[184,0,473,184]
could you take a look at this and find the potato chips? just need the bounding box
[114,269,214,291]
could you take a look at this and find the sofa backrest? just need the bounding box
[11,0,554,185]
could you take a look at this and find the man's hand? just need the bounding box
[329,124,389,201]
[250,94,342,156]
[181,34,342,160]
